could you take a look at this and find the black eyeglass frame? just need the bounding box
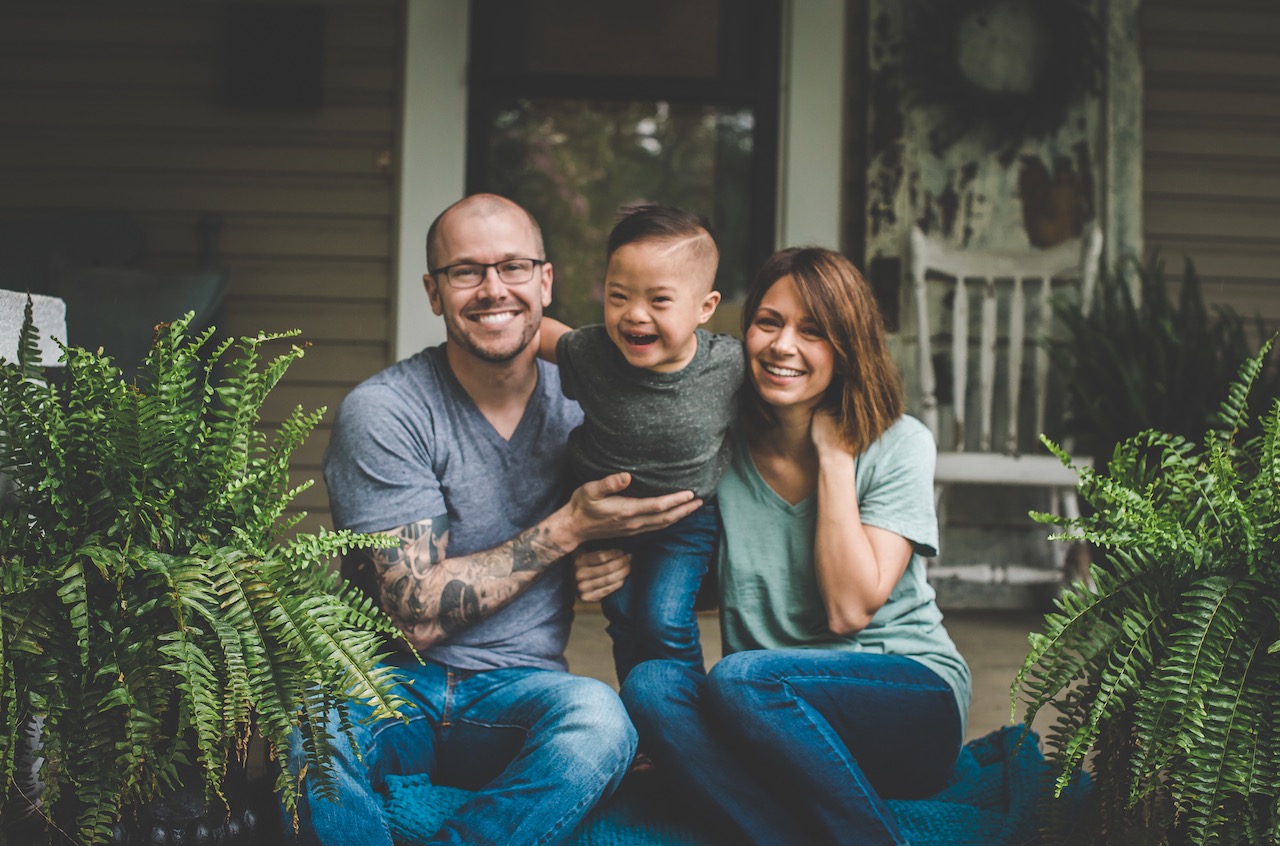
[428,258,547,287]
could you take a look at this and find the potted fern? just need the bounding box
[0,303,407,845]
[1015,340,1280,845]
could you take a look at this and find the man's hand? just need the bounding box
[574,547,631,602]
[558,472,702,546]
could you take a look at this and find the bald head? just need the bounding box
[426,194,545,270]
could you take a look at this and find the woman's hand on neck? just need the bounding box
[809,409,853,460]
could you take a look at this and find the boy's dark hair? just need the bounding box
[606,203,719,265]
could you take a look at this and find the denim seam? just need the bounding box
[367,711,431,745]
[441,668,455,727]
[452,716,530,732]
[532,778,600,846]
[786,674,951,695]
[780,678,909,846]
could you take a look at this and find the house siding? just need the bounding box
[0,0,403,533]
[1141,0,1280,323]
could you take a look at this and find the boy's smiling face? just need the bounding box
[603,239,720,373]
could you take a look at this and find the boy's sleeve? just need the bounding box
[727,335,746,387]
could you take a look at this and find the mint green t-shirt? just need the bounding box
[716,415,972,733]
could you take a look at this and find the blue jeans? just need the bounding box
[285,656,637,846]
[620,649,962,846]
[600,502,718,684]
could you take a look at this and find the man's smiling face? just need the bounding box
[425,200,552,363]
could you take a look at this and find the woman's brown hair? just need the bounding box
[740,247,904,454]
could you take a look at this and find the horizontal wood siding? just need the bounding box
[1142,0,1280,324]
[0,0,403,534]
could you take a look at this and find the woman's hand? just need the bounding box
[574,547,631,602]
[810,409,852,459]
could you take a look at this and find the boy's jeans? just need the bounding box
[286,657,636,846]
[621,649,962,846]
[600,502,718,684]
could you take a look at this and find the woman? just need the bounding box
[618,248,971,845]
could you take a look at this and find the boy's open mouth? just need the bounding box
[624,333,658,347]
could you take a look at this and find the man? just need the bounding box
[291,194,700,845]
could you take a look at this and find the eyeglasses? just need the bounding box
[428,258,546,288]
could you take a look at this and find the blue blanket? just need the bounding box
[382,725,1089,845]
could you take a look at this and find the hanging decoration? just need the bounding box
[900,0,1102,155]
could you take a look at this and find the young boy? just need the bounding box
[540,204,743,684]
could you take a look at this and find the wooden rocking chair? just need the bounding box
[908,225,1103,591]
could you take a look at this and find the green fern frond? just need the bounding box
[1131,576,1247,793]
[1215,337,1274,440]
[0,609,17,804]
[10,295,47,378]
[55,554,91,668]
[1179,623,1266,845]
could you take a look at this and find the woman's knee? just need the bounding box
[705,649,766,693]
[702,650,796,725]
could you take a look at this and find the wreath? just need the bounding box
[900,0,1102,156]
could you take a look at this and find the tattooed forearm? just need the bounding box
[512,525,558,573]
[439,579,481,634]
[367,515,572,650]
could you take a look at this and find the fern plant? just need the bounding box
[0,301,408,845]
[1014,339,1280,845]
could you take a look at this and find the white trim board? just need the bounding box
[393,0,468,362]
[776,0,846,250]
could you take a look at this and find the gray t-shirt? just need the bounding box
[556,325,743,499]
[323,345,584,671]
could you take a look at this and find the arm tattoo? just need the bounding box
[359,515,571,649]
[439,579,480,634]
[512,527,550,573]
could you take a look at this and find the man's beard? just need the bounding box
[447,315,538,363]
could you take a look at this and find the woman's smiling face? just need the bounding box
[745,274,835,413]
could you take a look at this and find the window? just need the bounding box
[468,0,780,328]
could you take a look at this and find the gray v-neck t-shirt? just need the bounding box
[323,345,584,671]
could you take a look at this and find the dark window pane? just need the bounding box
[476,0,732,80]
[521,0,722,78]
[483,98,755,327]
